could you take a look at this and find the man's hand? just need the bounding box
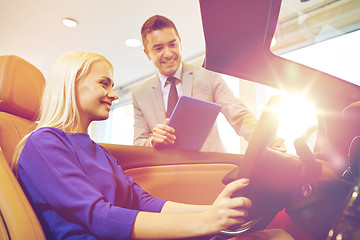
[272,136,287,151]
[151,118,176,148]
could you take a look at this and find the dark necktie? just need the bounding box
[166,76,179,118]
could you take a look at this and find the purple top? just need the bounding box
[18,127,166,240]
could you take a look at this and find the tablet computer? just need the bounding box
[166,96,221,151]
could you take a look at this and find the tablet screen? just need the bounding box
[167,96,221,151]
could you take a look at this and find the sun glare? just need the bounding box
[275,91,318,155]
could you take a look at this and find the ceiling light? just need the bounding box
[125,38,141,48]
[62,18,78,28]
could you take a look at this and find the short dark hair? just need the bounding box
[141,15,180,49]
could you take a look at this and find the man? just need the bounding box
[132,15,275,152]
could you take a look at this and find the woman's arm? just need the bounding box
[161,201,209,214]
[131,178,251,239]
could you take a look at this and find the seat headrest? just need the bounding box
[0,55,45,120]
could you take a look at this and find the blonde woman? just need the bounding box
[13,51,292,240]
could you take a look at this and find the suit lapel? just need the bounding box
[149,63,195,122]
[182,63,194,97]
[151,75,166,121]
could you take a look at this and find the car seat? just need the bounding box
[0,55,46,239]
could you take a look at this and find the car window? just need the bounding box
[271,0,360,86]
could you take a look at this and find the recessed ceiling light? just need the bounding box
[125,38,141,48]
[62,18,78,27]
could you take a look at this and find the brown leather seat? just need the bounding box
[0,55,46,239]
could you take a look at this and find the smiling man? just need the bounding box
[132,15,261,152]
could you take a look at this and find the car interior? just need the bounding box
[1,0,360,240]
[199,0,360,238]
[0,54,250,239]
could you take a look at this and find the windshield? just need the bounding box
[271,0,360,86]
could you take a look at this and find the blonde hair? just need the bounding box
[12,51,113,173]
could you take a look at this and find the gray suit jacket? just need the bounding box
[132,62,258,153]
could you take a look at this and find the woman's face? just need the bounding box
[76,61,118,129]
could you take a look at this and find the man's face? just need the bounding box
[144,27,182,76]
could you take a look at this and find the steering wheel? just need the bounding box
[220,95,286,237]
[218,95,355,239]
[223,95,283,183]
[223,95,282,184]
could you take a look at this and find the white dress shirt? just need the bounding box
[158,63,183,112]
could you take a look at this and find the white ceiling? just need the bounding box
[0,0,346,93]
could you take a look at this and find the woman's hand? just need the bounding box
[131,178,252,239]
[202,178,252,234]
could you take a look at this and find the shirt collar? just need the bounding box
[159,62,183,87]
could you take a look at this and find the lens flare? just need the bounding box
[275,92,317,154]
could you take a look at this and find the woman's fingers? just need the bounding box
[220,178,250,199]
[227,196,252,210]
[204,178,253,231]
[225,207,249,218]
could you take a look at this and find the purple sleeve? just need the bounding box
[101,146,167,213]
[130,177,167,212]
[18,129,142,239]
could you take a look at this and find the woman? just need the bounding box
[12,51,292,240]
